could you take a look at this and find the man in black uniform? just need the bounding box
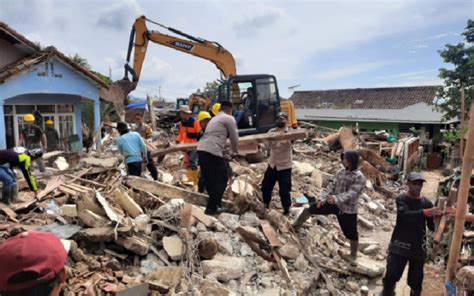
[19,114,47,172]
[379,172,443,296]
[0,148,43,204]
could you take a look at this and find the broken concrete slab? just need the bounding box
[77,195,107,217]
[116,236,150,256]
[81,157,118,168]
[78,210,110,228]
[200,279,235,296]
[358,216,375,230]
[293,161,315,176]
[78,227,128,243]
[146,266,182,289]
[278,244,300,260]
[362,244,380,255]
[348,255,385,278]
[163,235,184,261]
[37,222,82,239]
[54,156,69,171]
[95,191,121,223]
[201,255,246,283]
[113,189,143,218]
[60,204,78,217]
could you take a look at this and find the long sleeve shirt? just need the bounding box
[176,117,201,144]
[268,127,292,171]
[0,149,37,192]
[388,194,434,260]
[332,168,366,214]
[116,132,147,164]
[197,112,239,157]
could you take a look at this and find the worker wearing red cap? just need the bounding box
[0,231,69,296]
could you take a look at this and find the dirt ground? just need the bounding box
[370,170,446,295]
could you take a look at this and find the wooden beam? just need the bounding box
[150,129,308,157]
[446,104,474,285]
[125,176,232,208]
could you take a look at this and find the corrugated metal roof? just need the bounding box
[290,86,440,109]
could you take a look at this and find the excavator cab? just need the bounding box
[218,74,280,136]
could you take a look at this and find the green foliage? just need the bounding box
[434,19,474,120]
[442,128,468,143]
[91,70,112,85]
[200,80,220,100]
[81,101,119,132]
[69,53,91,69]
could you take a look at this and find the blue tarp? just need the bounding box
[126,103,148,110]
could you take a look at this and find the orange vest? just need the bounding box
[176,118,201,144]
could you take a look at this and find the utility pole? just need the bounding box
[288,84,301,93]
[460,87,465,159]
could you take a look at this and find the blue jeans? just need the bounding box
[0,166,16,191]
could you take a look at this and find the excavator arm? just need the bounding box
[124,16,236,85]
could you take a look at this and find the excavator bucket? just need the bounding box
[100,78,137,118]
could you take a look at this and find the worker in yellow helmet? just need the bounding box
[196,111,212,193]
[19,114,47,172]
[211,103,221,117]
[45,119,60,152]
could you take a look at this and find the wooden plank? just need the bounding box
[58,185,79,196]
[150,129,308,157]
[192,206,212,227]
[65,173,107,188]
[62,184,89,194]
[126,176,232,208]
[0,205,19,222]
[260,219,283,247]
[37,177,62,200]
[150,245,172,266]
[180,203,193,228]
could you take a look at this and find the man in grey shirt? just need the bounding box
[261,112,293,215]
[197,101,239,215]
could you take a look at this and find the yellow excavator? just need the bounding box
[116,15,297,135]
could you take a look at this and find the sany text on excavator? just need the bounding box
[115,15,297,135]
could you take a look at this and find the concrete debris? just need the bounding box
[0,125,417,295]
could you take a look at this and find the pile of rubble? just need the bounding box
[0,126,407,295]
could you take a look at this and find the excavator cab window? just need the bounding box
[255,76,279,130]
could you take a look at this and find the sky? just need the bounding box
[1,0,472,100]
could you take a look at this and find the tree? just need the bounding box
[200,80,220,100]
[69,53,91,69]
[434,19,474,121]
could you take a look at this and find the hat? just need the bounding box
[197,111,211,122]
[0,231,68,292]
[179,105,192,114]
[28,148,43,159]
[211,103,221,115]
[46,119,54,125]
[116,122,129,132]
[23,114,35,122]
[407,172,426,182]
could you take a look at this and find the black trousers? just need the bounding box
[127,161,143,177]
[146,151,158,180]
[198,160,233,194]
[383,252,424,291]
[308,203,358,240]
[198,151,228,211]
[261,166,292,210]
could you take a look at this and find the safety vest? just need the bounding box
[176,118,201,144]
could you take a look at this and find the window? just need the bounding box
[4,105,13,114]
[57,105,74,112]
[256,77,278,103]
[37,105,55,113]
[58,115,74,140]
[15,105,35,114]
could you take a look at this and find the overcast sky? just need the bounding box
[1,0,472,100]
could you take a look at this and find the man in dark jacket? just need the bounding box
[0,148,43,204]
[379,172,443,296]
[293,150,366,266]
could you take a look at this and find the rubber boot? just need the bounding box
[191,170,199,192]
[410,290,421,296]
[292,208,311,230]
[11,185,23,203]
[1,188,12,206]
[350,240,359,266]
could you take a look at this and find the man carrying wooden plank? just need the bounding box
[0,148,43,204]
[293,150,366,266]
[197,101,239,215]
[116,122,147,177]
[133,113,158,180]
[261,112,293,215]
[378,172,443,296]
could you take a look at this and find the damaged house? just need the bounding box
[0,22,108,150]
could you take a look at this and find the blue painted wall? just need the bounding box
[0,57,102,149]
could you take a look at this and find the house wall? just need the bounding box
[0,57,101,149]
[0,38,28,69]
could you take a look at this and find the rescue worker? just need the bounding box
[176,105,201,191]
[133,113,158,180]
[261,112,292,215]
[0,148,43,204]
[196,111,212,193]
[19,114,47,172]
[197,101,239,215]
[116,122,147,177]
[378,172,443,296]
[45,119,60,152]
[293,150,366,266]
[210,103,221,117]
[0,231,69,296]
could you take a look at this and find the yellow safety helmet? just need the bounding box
[197,111,211,122]
[46,119,54,125]
[211,103,221,116]
[24,114,35,122]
